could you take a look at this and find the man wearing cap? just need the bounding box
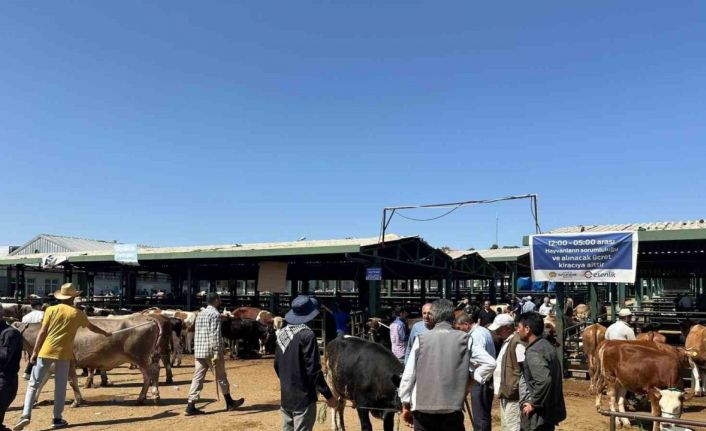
[185,293,244,416]
[605,309,636,341]
[14,283,111,431]
[0,306,22,431]
[490,314,526,431]
[275,295,337,431]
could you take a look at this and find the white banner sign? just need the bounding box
[114,244,139,266]
[530,232,638,283]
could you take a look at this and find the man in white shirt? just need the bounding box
[21,303,45,380]
[465,308,497,431]
[521,297,536,314]
[490,314,526,431]
[605,309,636,340]
[538,297,552,317]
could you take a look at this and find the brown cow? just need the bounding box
[581,323,606,392]
[595,340,690,431]
[18,316,164,406]
[682,322,706,396]
[637,331,667,344]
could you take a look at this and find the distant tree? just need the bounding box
[502,245,520,249]
[440,246,452,253]
[490,244,499,249]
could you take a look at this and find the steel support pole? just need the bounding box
[610,284,617,322]
[635,278,642,310]
[186,265,192,311]
[16,265,25,299]
[555,283,566,375]
[590,283,599,322]
[617,283,626,308]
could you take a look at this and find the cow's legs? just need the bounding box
[150,357,161,404]
[162,354,173,384]
[356,409,373,431]
[616,387,630,428]
[84,369,95,388]
[649,391,661,431]
[171,333,183,367]
[700,366,706,398]
[136,365,151,405]
[68,365,84,407]
[690,359,703,396]
[382,411,395,431]
[100,370,109,387]
[607,384,621,428]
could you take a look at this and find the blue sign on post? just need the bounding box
[530,232,638,283]
[366,267,382,281]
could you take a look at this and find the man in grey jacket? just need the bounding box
[398,299,470,431]
[517,312,566,431]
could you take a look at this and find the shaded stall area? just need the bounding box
[533,221,706,377]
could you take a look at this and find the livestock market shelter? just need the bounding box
[529,220,706,376]
[0,234,500,317]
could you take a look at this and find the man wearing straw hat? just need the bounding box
[14,283,111,430]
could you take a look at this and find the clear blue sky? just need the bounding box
[2,2,705,250]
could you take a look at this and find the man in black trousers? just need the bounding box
[0,307,23,431]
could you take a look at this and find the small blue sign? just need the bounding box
[366,267,382,281]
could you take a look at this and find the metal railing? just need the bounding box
[599,410,706,430]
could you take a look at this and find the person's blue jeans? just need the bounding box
[22,358,70,420]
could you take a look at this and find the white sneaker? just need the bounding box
[12,416,30,431]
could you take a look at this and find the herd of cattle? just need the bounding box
[3,300,706,431]
[581,320,706,430]
[0,302,282,407]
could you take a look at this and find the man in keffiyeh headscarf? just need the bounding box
[274,295,337,431]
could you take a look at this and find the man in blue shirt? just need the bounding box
[404,303,432,365]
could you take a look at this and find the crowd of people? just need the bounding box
[0,285,570,431]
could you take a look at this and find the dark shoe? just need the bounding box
[185,402,205,416]
[225,396,245,411]
[52,419,68,429]
[12,416,30,431]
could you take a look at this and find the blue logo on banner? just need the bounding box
[532,232,633,271]
[366,267,382,281]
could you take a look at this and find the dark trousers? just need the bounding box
[0,375,19,429]
[23,362,33,377]
[413,411,465,431]
[470,381,493,431]
[522,425,555,431]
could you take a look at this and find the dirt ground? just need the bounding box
[5,356,706,431]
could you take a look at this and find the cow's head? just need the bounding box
[652,388,690,420]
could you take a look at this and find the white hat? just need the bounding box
[524,296,532,301]
[488,313,515,331]
[54,283,81,300]
[618,308,632,317]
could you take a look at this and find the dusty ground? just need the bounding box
[5,356,706,431]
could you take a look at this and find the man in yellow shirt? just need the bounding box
[13,283,111,430]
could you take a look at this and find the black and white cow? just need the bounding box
[324,336,404,431]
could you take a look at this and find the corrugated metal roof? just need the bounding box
[476,247,530,261]
[546,220,706,234]
[0,234,404,264]
[11,234,119,256]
